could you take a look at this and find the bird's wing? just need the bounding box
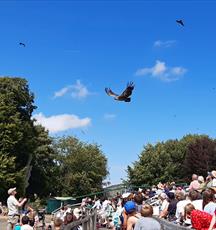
[105,88,119,97]
[119,82,135,99]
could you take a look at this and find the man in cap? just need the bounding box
[124,201,141,230]
[7,187,27,230]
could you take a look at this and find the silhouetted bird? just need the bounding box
[105,82,135,102]
[176,19,184,26]
[19,42,26,47]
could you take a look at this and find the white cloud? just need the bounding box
[33,113,91,133]
[154,40,176,48]
[104,113,116,120]
[54,86,71,98]
[54,80,91,99]
[135,60,187,82]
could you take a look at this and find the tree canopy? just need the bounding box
[126,135,216,187]
[52,136,108,197]
[0,77,109,201]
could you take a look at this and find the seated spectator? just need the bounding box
[159,193,169,218]
[189,174,200,191]
[134,194,143,213]
[184,203,215,230]
[188,190,203,210]
[124,201,141,230]
[21,216,33,230]
[212,170,216,187]
[197,176,206,192]
[54,218,63,230]
[203,188,216,215]
[134,204,161,230]
[175,191,191,223]
[167,192,177,221]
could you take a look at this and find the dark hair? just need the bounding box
[134,194,143,205]
[188,190,199,201]
[167,192,175,200]
[203,189,215,209]
[22,215,29,225]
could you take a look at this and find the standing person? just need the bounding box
[124,201,141,230]
[7,188,27,230]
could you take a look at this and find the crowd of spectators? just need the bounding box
[3,170,216,230]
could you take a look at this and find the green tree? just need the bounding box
[0,77,36,196]
[126,135,216,187]
[27,125,60,198]
[53,136,108,196]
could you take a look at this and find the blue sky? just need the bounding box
[1,1,216,184]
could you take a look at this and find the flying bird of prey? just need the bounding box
[19,42,26,47]
[176,19,184,27]
[105,82,135,102]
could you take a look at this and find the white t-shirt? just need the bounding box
[204,201,216,215]
[212,178,216,187]
[192,199,203,211]
[21,224,33,230]
[175,200,191,220]
[161,199,169,212]
[7,195,19,215]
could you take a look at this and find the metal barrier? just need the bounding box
[154,217,193,230]
[64,209,97,230]
[51,203,82,215]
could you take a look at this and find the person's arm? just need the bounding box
[126,217,134,230]
[209,213,216,230]
[15,197,27,207]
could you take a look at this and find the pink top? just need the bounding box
[189,180,200,191]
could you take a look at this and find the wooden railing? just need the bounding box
[64,209,97,230]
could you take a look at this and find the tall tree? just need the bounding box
[53,136,109,196]
[0,77,36,196]
[126,135,216,187]
[27,125,60,198]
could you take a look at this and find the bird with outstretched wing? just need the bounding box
[176,19,184,27]
[19,42,26,47]
[105,82,135,102]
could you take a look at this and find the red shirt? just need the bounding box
[191,210,215,230]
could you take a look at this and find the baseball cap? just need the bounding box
[124,201,136,214]
[8,187,16,195]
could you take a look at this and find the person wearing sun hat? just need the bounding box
[7,187,27,230]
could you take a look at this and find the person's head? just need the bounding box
[184,203,195,220]
[198,176,204,183]
[203,188,215,209]
[134,194,143,205]
[167,192,175,201]
[54,218,63,228]
[8,187,17,196]
[159,193,167,201]
[141,204,153,217]
[175,191,185,201]
[211,170,216,179]
[21,215,29,225]
[66,213,73,223]
[188,190,199,201]
[192,174,198,181]
[29,219,35,227]
[124,201,136,215]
